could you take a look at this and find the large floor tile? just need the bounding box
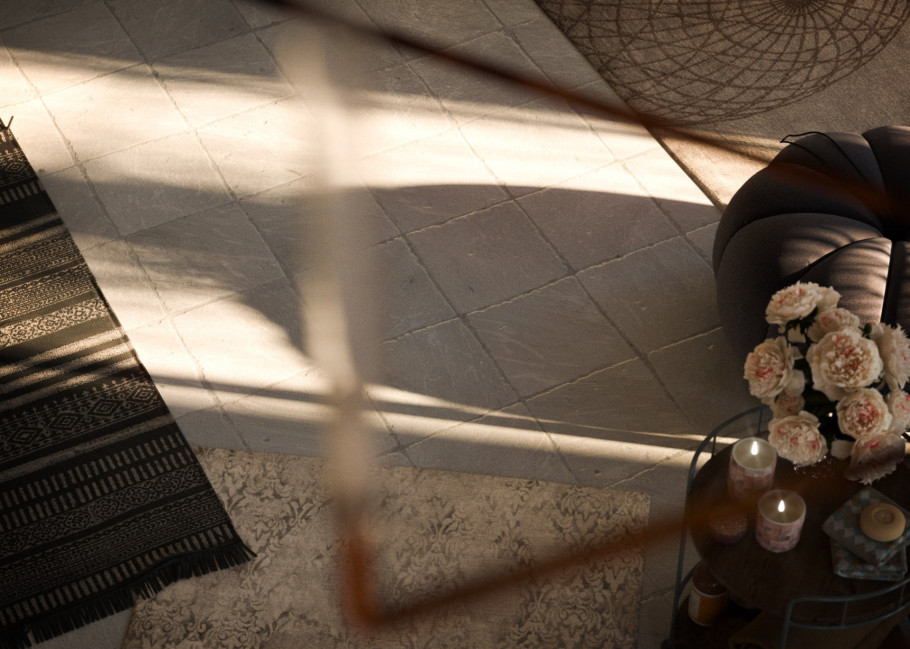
[176,406,247,449]
[106,0,250,61]
[648,329,756,433]
[579,238,718,352]
[525,360,698,440]
[468,277,635,396]
[222,369,398,457]
[0,42,39,108]
[239,178,312,281]
[230,0,294,29]
[637,589,676,649]
[242,175,399,281]
[3,2,140,94]
[518,163,678,270]
[220,369,335,455]
[376,319,519,414]
[197,97,313,198]
[510,15,605,91]
[409,30,551,124]
[0,0,92,28]
[259,7,415,89]
[128,203,285,314]
[367,384,489,442]
[587,117,661,163]
[345,62,454,157]
[458,97,615,197]
[687,222,718,263]
[84,132,232,235]
[171,279,311,404]
[5,100,73,175]
[407,201,567,313]
[623,147,721,232]
[79,239,167,332]
[544,428,691,490]
[126,318,220,418]
[401,403,577,483]
[154,33,295,127]
[41,166,120,252]
[570,82,660,161]
[358,128,510,233]
[368,237,455,340]
[356,0,501,47]
[29,610,129,649]
[481,0,543,26]
[43,64,187,161]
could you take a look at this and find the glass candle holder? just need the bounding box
[756,490,806,552]
[727,437,777,499]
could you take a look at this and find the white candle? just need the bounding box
[756,490,806,552]
[727,437,777,499]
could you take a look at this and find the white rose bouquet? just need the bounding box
[744,282,910,484]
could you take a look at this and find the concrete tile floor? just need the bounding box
[0,0,758,647]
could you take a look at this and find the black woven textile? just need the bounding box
[0,124,253,649]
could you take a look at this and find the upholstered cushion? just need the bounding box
[713,126,910,360]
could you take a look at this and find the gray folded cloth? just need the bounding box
[728,609,907,649]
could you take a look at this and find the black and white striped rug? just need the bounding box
[0,124,252,649]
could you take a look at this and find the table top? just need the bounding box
[689,445,910,623]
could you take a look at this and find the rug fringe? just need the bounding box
[1,541,255,649]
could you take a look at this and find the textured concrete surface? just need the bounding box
[0,1,757,647]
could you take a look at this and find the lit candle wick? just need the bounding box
[778,500,786,514]
[750,440,759,456]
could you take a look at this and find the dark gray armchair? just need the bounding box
[713,126,910,360]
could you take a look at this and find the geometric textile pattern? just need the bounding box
[0,125,252,649]
[534,0,910,125]
[829,538,907,582]
[822,487,910,567]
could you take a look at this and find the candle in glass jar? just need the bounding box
[756,490,806,552]
[727,437,776,499]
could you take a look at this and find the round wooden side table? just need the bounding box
[666,408,910,648]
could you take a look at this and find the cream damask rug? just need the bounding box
[122,448,649,649]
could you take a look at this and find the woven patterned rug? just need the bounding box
[123,448,649,649]
[0,125,252,649]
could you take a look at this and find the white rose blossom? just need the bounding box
[766,282,840,328]
[835,388,892,439]
[806,329,883,401]
[743,337,805,402]
[771,392,806,418]
[806,307,861,342]
[768,412,828,466]
[745,283,909,484]
[887,391,910,436]
[873,323,910,391]
[844,433,906,485]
